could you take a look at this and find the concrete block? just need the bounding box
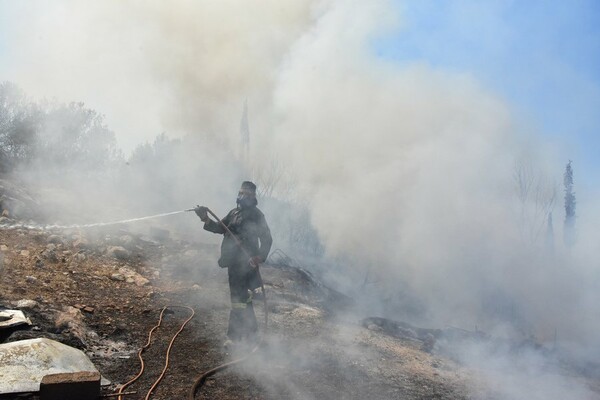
[40,371,100,400]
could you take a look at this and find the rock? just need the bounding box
[25,275,37,283]
[421,333,436,353]
[46,243,57,251]
[34,257,44,268]
[192,284,201,290]
[72,237,90,250]
[133,276,149,287]
[20,250,30,257]
[73,253,86,262]
[15,299,38,308]
[119,235,134,249]
[107,246,130,261]
[82,306,94,314]
[54,307,87,343]
[0,244,8,251]
[0,179,40,219]
[116,267,150,286]
[42,249,59,263]
[47,235,63,244]
[109,273,125,282]
[39,371,101,400]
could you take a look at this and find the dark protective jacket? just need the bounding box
[203,205,272,268]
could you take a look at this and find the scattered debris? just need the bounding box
[46,235,63,245]
[362,317,442,352]
[0,309,32,330]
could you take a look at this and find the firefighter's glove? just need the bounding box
[249,256,262,269]
[194,205,209,222]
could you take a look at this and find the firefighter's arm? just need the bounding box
[257,216,273,262]
[203,211,230,234]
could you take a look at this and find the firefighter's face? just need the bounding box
[236,189,256,208]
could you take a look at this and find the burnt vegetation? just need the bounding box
[0,82,121,175]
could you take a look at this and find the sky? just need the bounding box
[374,0,600,188]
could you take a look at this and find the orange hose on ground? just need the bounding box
[116,305,195,400]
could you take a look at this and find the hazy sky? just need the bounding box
[375,0,600,187]
[1,1,598,182]
[1,1,598,190]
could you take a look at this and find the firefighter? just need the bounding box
[194,181,272,347]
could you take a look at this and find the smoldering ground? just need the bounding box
[2,0,600,398]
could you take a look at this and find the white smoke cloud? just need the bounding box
[1,0,320,151]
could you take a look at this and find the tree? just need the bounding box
[563,160,576,247]
[0,82,42,171]
[35,101,121,171]
[545,212,554,253]
[513,158,557,245]
[0,82,122,175]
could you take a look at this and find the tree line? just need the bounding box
[0,82,123,174]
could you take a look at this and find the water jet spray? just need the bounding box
[0,209,196,231]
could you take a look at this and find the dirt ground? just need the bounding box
[1,224,599,400]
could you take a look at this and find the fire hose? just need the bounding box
[117,306,195,400]
[113,207,268,399]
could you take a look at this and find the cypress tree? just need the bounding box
[563,160,576,247]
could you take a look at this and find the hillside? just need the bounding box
[0,212,599,399]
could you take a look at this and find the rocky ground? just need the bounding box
[1,216,599,399]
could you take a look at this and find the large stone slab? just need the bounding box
[0,338,105,395]
[40,371,100,400]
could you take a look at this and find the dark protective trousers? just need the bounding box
[226,263,259,341]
